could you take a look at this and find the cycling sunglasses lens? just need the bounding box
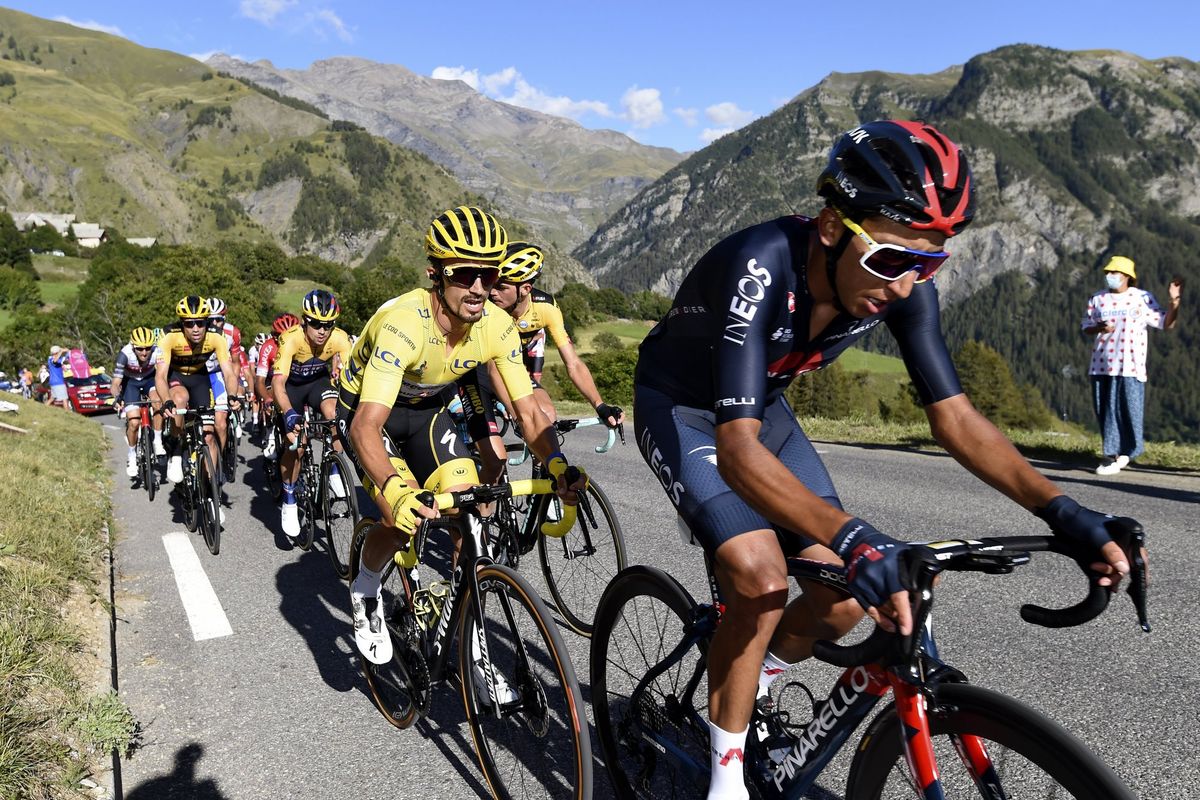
[863,247,948,281]
[182,319,207,328]
[305,317,334,330]
[446,267,499,289]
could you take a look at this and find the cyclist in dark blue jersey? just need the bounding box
[634,120,1135,800]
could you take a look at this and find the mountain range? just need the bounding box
[574,45,1199,440]
[204,53,683,252]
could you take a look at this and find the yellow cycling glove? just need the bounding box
[381,477,427,536]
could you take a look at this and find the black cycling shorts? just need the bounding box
[336,386,474,493]
[278,377,337,434]
[633,384,842,555]
[168,371,214,410]
[120,374,156,408]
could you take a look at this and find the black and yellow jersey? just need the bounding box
[273,326,352,384]
[157,330,231,376]
[339,289,532,408]
[512,288,571,381]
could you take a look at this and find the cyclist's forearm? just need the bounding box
[513,394,558,462]
[271,374,293,414]
[565,360,604,409]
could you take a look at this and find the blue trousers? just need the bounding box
[1091,376,1145,460]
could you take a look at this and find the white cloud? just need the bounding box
[239,0,296,24]
[432,65,611,121]
[700,127,734,143]
[705,102,755,128]
[53,16,124,37]
[308,9,353,42]
[432,66,480,89]
[621,86,665,129]
[674,107,699,127]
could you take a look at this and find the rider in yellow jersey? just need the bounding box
[274,290,353,538]
[471,241,625,464]
[338,206,587,666]
[156,296,240,488]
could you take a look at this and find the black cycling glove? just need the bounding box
[596,403,623,427]
[831,517,907,612]
[1034,495,1113,552]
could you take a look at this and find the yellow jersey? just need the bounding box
[157,331,231,376]
[273,326,352,384]
[340,289,531,408]
[512,288,571,381]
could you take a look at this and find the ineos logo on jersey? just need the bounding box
[638,428,684,504]
[724,258,773,346]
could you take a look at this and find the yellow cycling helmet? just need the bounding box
[301,289,341,322]
[130,327,156,348]
[498,241,544,284]
[425,206,508,263]
[176,295,211,319]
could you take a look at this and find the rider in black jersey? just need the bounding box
[634,120,1136,800]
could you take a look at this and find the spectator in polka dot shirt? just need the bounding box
[1081,255,1182,475]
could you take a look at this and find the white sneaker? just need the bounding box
[167,456,184,484]
[1095,458,1122,476]
[351,593,393,665]
[328,468,347,499]
[473,658,519,707]
[153,438,167,457]
[281,503,300,537]
[126,452,138,478]
[1115,455,1130,470]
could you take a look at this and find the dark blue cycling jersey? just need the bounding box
[635,215,962,423]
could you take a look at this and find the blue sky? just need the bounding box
[9,1,1200,152]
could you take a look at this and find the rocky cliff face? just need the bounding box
[574,46,1200,303]
[206,55,683,251]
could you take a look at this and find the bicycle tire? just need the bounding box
[459,562,592,800]
[349,519,427,729]
[293,469,316,551]
[222,414,239,483]
[197,445,222,555]
[181,449,200,534]
[138,426,157,502]
[537,478,627,638]
[848,682,1136,799]
[263,440,283,504]
[321,450,360,580]
[591,565,710,800]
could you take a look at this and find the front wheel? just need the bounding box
[222,414,239,483]
[590,566,710,800]
[848,682,1136,799]
[459,563,592,800]
[197,446,222,555]
[321,450,360,580]
[537,479,627,637]
[138,426,157,502]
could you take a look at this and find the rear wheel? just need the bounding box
[291,452,316,551]
[321,450,360,580]
[460,563,592,800]
[222,413,239,483]
[197,446,222,555]
[538,479,627,637]
[848,682,1135,799]
[591,566,710,799]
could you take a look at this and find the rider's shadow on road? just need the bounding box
[274,548,363,694]
[124,743,229,800]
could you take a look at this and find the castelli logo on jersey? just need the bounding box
[723,258,772,346]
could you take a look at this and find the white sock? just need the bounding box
[153,430,163,441]
[707,720,750,800]
[128,446,137,457]
[757,650,794,700]
[351,562,383,601]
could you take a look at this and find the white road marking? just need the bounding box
[103,424,121,431]
[161,532,233,641]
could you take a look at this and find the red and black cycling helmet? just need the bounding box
[272,312,300,335]
[816,120,974,237]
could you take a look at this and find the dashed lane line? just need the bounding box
[161,532,233,641]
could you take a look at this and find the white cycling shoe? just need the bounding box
[281,503,300,538]
[126,452,138,478]
[263,437,277,460]
[328,468,347,499]
[166,456,184,484]
[152,437,167,457]
[351,593,393,665]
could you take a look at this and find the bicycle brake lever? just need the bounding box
[1113,522,1151,633]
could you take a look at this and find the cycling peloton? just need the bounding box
[632,120,1137,799]
[255,313,301,457]
[273,290,352,538]
[111,326,164,476]
[336,206,586,668]
[205,297,250,458]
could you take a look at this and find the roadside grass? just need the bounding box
[274,278,333,319]
[0,399,137,799]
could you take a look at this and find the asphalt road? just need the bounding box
[100,416,1199,799]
